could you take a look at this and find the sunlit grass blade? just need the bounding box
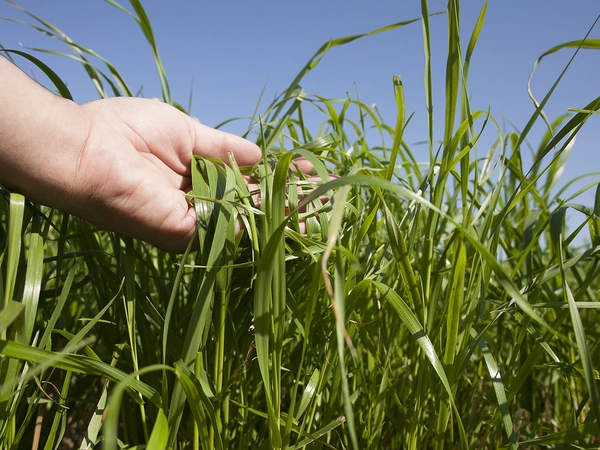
[3,193,24,315]
[3,6,133,96]
[528,31,600,127]
[145,408,168,450]
[385,75,406,181]
[104,0,171,102]
[102,364,172,450]
[521,19,598,145]
[175,361,223,450]
[18,231,43,345]
[295,368,320,422]
[0,340,163,407]
[471,328,518,449]
[551,207,600,421]
[444,0,460,145]
[264,13,436,127]
[294,416,346,448]
[78,377,109,449]
[38,266,75,350]
[591,184,600,246]
[420,0,434,160]
[25,46,130,97]
[443,241,466,365]
[3,3,112,98]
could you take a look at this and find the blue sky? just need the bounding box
[1,1,599,223]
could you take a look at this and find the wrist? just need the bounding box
[0,58,91,211]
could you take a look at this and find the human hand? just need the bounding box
[0,56,261,252]
[66,97,260,252]
[0,58,322,253]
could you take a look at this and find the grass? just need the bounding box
[1,0,600,448]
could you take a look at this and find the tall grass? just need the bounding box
[1,1,600,448]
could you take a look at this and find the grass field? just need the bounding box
[1,1,600,448]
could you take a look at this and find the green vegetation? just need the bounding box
[1,1,599,448]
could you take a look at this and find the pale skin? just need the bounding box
[0,56,267,253]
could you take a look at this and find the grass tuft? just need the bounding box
[1,1,599,449]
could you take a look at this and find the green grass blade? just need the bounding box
[551,207,600,421]
[294,416,346,448]
[443,241,466,365]
[472,329,518,449]
[521,19,598,147]
[42,370,71,450]
[18,231,43,345]
[420,0,434,160]
[3,193,24,316]
[78,378,109,449]
[0,301,24,336]
[295,368,320,421]
[63,283,120,354]
[444,0,461,145]
[175,361,223,450]
[295,174,553,333]
[104,0,171,102]
[520,422,600,446]
[266,15,430,125]
[102,364,172,450]
[0,340,163,407]
[38,266,75,350]
[145,408,169,450]
[528,33,600,129]
[385,75,406,181]
[252,153,296,447]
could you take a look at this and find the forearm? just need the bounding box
[0,56,88,208]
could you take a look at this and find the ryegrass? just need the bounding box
[1,0,600,449]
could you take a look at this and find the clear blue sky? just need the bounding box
[1,1,599,221]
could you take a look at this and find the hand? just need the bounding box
[0,57,261,252]
[74,97,261,252]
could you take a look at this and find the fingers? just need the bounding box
[290,157,314,174]
[242,174,332,214]
[192,121,262,167]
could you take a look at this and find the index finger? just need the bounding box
[192,121,262,167]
